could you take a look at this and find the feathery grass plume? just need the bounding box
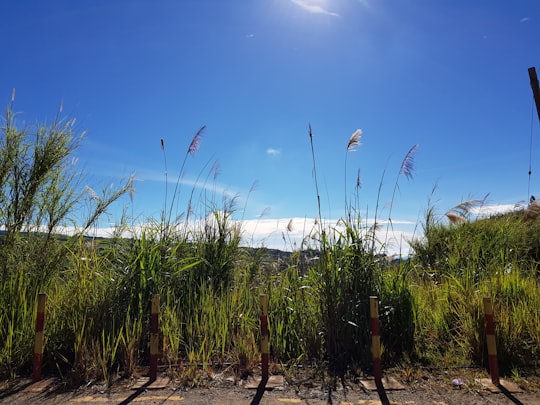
[446,212,466,224]
[347,129,362,154]
[447,195,489,221]
[81,176,135,235]
[346,129,362,151]
[165,125,206,233]
[400,144,419,181]
[85,185,100,201]
[287,218,294,232]
[188,125,205,155]
[384,144,419,251]
[345,129,363,215]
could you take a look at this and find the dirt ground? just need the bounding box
[1,368,539,405]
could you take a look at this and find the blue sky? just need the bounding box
[1,0,539,253]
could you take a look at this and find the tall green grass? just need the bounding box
[410,202,540,370]
[306,126,417,377]
[1,102,539,386]
[0,100,132,378]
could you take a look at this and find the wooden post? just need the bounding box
[260,294,269,381]
[483,297,500,385]
[33,293,47,381]
[149,294,160,381]
[369,296,382,384]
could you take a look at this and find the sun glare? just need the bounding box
[289,0,340,17]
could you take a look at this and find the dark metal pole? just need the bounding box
[529,67,540,123]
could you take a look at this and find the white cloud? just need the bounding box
[469,203,523,217]
[520,17,530,23]
[290,0,339,17]
[238,216,417,256]
[266,148,281,156]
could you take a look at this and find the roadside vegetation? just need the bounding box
[1,100,539,387]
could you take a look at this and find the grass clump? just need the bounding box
[409,200,540,371]
[307,125,416,378]
[0,98,132,378]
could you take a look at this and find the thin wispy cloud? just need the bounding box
[520,17,530,23]
[290,0,339,17]
[138,168,238,199]
[266,148,281,156]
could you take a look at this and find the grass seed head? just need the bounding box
[287,219,294,232]
[85,185,100,201]
[188,125,206,155]
[347,129,362,151]
[400,144,419,181]
[446,212,466,224]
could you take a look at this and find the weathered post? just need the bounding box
[260,294,269,381]
[369,296,382,385]
[33,293,47,381]
[149,294,160,381]
[483,297,500,385]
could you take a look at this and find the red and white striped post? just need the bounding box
[369,296,382,384]
[260,294,269,381]
[483,297,500,385]
[149,294,160,381]
[33,293,47,381]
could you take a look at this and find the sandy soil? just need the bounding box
[1,368,539,405]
